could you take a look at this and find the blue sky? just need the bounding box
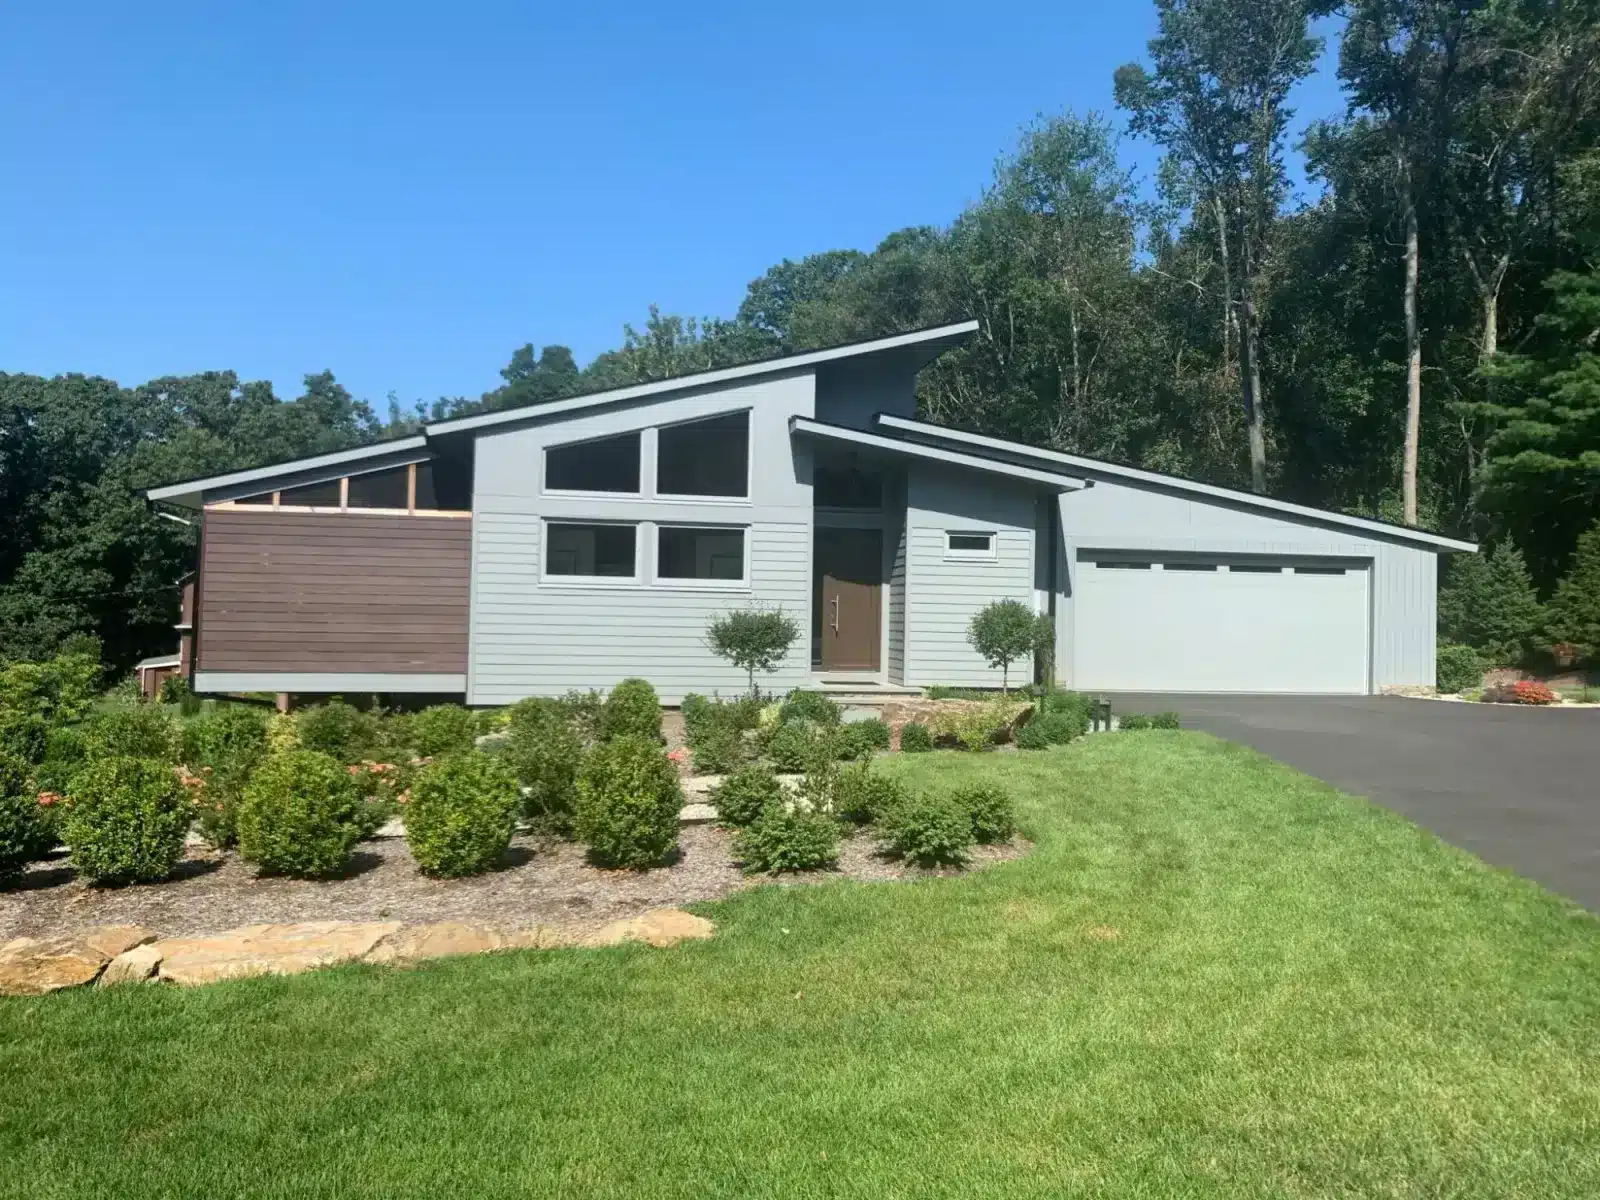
[0,2,1346,408]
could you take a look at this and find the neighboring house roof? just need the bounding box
[875,415,1479,554]
[145,322,980,506]
[790,417,1087,493]
[135,654,181,671]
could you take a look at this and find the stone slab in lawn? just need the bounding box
[100,943,164,986]
[153,921,403,986]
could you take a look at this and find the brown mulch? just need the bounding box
[0,826,1030,944]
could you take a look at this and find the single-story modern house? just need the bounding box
[146,321,1476,703]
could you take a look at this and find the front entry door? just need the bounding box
[815,528,882,671]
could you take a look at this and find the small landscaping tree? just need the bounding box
[707,607,800,697]
[967,599,1038,693]
[1546,519,1600,667]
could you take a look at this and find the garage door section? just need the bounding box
[1072,553,1371,694]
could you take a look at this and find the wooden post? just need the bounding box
[271,490,280,510]
[407,463,417,513]
[275,692,291,713]
[339,476,349,510]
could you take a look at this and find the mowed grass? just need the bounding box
[3,733,1597,1199]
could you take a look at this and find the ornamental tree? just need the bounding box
[967,599,1039,694]
[706,607,800,698]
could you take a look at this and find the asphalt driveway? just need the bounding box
[1111,694,1600,911]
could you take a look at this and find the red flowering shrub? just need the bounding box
[1483,680,1558,705]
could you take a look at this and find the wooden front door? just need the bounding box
[816,528,882,671]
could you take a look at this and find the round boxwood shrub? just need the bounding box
[237,750,368,878]
[294,700,379,763]
[575,735,682,868]
[834,718,891,761]
[599,678,662,743]
[408,703,479,758]
[761,719,830,774]
[897,722,934,753]
[404,752,520,877]
[83,706,179,762]
[734,805,840,874]
[62,756,191,884]
[180,705,269,770]
[880,790,973,867]
[1118,713,1152,731]
[954,784,1016,844]
[691,726,746,776]
[710,764,785,829]
[1436,641,1484,695]
[1149,711,1181,730]
[833,762,908,825]
[1016,710,1080,750]
[503,698,583,832]
[779,690,842,727]
[0,752,49,883]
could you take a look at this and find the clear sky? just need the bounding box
[0,2,1345,408]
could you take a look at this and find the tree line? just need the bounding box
[4,0,1599,675]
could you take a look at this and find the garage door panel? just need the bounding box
[1073,559,1370,694]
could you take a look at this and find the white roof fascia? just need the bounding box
[426,321,980,437]
[146,436,430,506]
[875,415,1478,553]
[790,417,1086,492]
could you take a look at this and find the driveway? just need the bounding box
[1111,694,1600,911]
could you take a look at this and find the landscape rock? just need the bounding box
[152,920,402,986]
[0,935,110,995]
[365,921,507,965]
[583,908,716,948]
[503,925,574,950]
[81,925,156,959]
[99,943,164,986]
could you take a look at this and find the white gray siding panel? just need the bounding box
[888,523,907,685]
[903,468,1037,688]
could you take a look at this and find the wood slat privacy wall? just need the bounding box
[197,509,472,674]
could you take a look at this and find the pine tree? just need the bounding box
[1545,520,1600,666]
[1437,553,1492,647]
[1437,541,1544,666]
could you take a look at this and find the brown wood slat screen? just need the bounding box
[197,509,472,673]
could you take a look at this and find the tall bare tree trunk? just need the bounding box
[1239,228,1268,493]
[1401,168,1422,527]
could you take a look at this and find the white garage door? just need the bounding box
[1073,553,1371,694]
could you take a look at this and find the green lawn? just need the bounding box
[3,733,1597,1198]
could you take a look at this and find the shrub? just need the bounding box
[265,711,299,754]
[408,703,479,757]
[954,784,1015,843]
[599,678,662,743]
[1014,718,1052,750]
[898,722,934,753]
[574,735,683,868]
[843,718,890,754]
[966,599,1038,693]
[879,790,973,867]
[0,752,49,883]
[833,761,908,825]
[1436,641,1485,694]
[1040,689,1094,737]
[0,648,101,726]
[237,750,368,878]
[1023,707,1092,747]
[62,757,190,884]
[83,706,179,762]
[294,700,378,763]
[691,727,746,775]
[159,675,192,706]
[930,702,1012,752]
[710,764,785,829]
[32,724,87,796]
[706,607,802,697]
[404,753,520,877]
[0,711,49,765]
[503,698,583,831]
[181,705,269,769]
[761,719,829,773]
[682,694,764,746]
[779,690,842,727]
[1149,712,1181,730]
[735,805,840,874]
[1483,679,1558,705]
[1119,713,1152,731]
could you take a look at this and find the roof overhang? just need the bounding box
[791,417,1087,493]
[145,436,431,509]
[874,415,1478,553]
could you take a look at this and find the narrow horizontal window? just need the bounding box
[658,526,746,583]
[346,465,409,509]
[276,478,342,507]
[545,431,641,494]
[814,465,883,509]
[1228,563,1285,574]
[1294,566,1347,575]
[946,532,996,559]
[1094,560,1152,570]
[545,522,638,579]
[1162,562,1218,572]
[657,412,749,498]
[230,492,273,507]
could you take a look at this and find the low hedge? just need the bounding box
[879,790,973,867]
[897,722,934,753]
[63,756,191,884]
[405,753,520,877]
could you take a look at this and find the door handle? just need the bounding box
[830,597,840,633]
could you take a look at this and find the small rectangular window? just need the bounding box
[1163,562,1218,572]
[277,478,342,507]
[545,431,641,494]
[946,532,995,559]
[658,527,746,583]
[231,492,273,506]
[657,412,749,498]
[1228,563,1285,574]
[346,466,410,510]
[1295,566,1347,575]
[545,522,638,579]
[1094,560,1152,570]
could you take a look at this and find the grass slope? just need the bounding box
[2,733,1596,1198]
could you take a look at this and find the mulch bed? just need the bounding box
[0,826,1030,944]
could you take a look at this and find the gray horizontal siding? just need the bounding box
[887,525,907,685]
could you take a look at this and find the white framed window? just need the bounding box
[542,521,641,585]
[944,531,997,561]
[656,411,751,500]
[543,431,642,496]
[656,525,749,588]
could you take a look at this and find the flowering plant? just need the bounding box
[1483,680,1558,705]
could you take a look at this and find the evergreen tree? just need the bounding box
[1545,520,1600,666]
[1437,541,1544,666]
